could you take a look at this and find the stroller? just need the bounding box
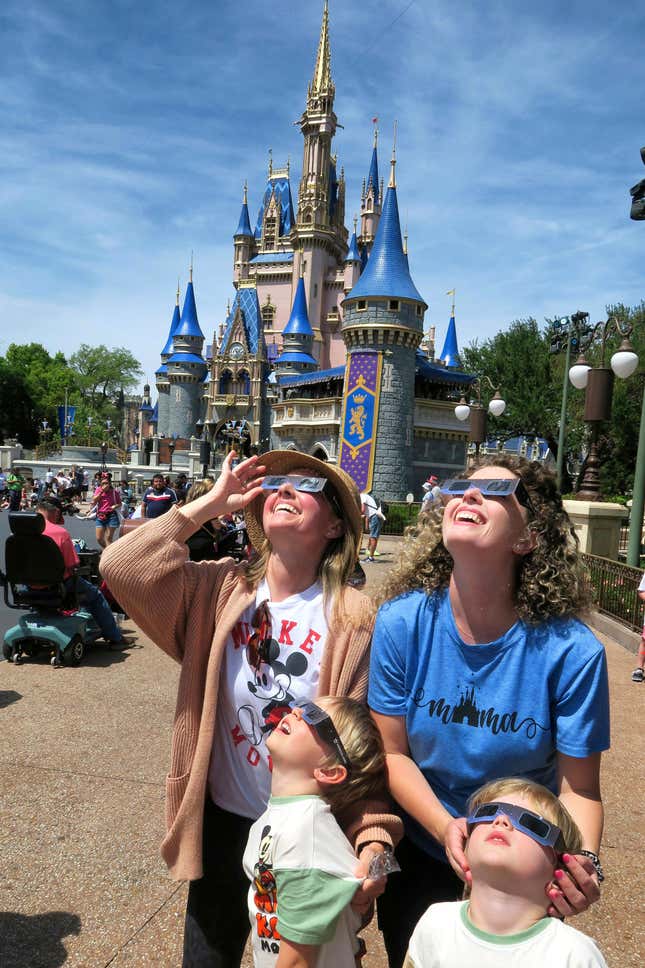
[0,512,103,667]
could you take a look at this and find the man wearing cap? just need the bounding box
[421,475,441,512]
[36,497,127,645]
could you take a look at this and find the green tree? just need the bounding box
[68,344,142,410]
[461,318,562,452]
[0,358,35,444]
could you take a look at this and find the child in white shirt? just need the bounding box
[243,696,390,968]
[404,777,607,968]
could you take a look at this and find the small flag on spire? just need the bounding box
[372,116,379,124]
[446,289,455,296]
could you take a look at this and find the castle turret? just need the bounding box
[438,294,461,367]
[139,382,154,439]
[358,128,381,256]
[274,274,318,377]
[167,265,208,438]
[341,145,427,500]
[343,217,361,292]
[233,182,253,283]
[294,1,346,341]
[155,285,181,436]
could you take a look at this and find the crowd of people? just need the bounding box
[93,450,617,968]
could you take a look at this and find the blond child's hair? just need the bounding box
[468,777,583,855]
[185,477,215,503]
[315,697,387,817]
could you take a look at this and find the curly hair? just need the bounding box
[377,456,591,624]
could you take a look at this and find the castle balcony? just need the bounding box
[209,393,251,409]
[414,398,470,436]
[272,398,342,430]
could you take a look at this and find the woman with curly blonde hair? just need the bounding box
[368,456,610,968]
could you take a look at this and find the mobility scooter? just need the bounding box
[1,511,103,667]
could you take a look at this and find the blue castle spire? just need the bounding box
[347,153,425,304]
[439,315,461,367]
[345,228,361,263]
[276,275,317,370]
[367,137,379,204]
[174,269,205,340]
[160,287,181,357]
[234,182,252,237]
[283,275,314,336]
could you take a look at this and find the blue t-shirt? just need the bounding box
[368,589,610,859]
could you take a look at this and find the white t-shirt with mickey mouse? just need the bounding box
[209,578,328,819]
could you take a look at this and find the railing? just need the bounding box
[581,553,642,632]
[380,502,421,536]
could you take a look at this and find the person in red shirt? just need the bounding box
[37,498,126,645]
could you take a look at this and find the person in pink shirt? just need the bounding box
[37,497,125,644]
[90,472,122,548]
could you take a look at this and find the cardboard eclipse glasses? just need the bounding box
[291,700,352,772]
[440,477,534,512]
[467,801,564,851]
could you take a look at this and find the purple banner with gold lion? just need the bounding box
[338,350,382,492]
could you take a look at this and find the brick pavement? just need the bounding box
[0,536,642,967]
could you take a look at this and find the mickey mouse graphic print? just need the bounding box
[209,579,328,818]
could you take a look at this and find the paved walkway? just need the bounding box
[0,535,642,966]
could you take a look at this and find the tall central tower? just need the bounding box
[294,2,347,349]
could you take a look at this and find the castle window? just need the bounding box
[416,305,423,317]
[313,283,318,298]
[235,370,251,395]
[357,300,367,311]
[219,369,233,394]
[262,301,275,330]
[388,300,400,312]
[263,215,277,250]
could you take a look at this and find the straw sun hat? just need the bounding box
[244,450,363,554]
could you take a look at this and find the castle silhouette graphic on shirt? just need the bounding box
[411,683,548,740]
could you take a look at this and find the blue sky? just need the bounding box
[2,0,644,394]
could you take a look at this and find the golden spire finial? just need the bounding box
[353,214,358,233]
[268,148,273,178]
[189,251,194,283]
[287,156,290,177]
[226,298,231,316]
[311,0,332,94]
[446,288,456,316]
[403,220,408,255]
[373,125,378,149]
[176,278,180,305]
[243,181,248,205]
[389,120,398,188]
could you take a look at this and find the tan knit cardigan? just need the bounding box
[100,507,402,880]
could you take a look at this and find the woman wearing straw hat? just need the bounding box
[100,449,400,968]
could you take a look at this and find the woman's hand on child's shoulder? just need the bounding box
[443,817,472,885]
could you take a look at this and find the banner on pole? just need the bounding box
[338,351,382,492]
[57,405,76,439]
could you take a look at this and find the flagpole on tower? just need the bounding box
[446,288,456,317]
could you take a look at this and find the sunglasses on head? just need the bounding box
[441,477,534,512]
[467,801,564,851]
[293,700,352,772]
[246,600,272,672]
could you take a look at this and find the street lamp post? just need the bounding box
[549,311,593,491]
[454,377,506,467]
[626,146,645,565]
[100,441,108,471]
[567,317,638,501]
[168,438,176,473]
[86,416,93,446]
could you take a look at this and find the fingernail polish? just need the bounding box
[554,869,564,879]
[549,890,559,899]
[562,854,571,864]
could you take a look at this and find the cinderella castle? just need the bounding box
[135,2,476,500]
